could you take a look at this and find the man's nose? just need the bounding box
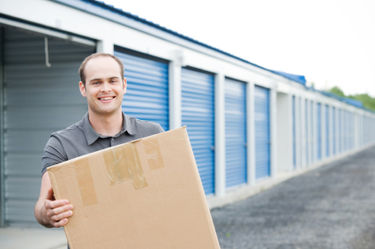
[101,81,111,91]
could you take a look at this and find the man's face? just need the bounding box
[79,56,126,116]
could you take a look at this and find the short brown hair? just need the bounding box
[79,53,124,85]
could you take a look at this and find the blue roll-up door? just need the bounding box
[254,85,270,179]
[114,50,169,131]
[325,105,330,157]
[225,78,247,188]
[292,96,296,168]
[332,107,336,155]
[317,103,322,160]
[181,68,215,195]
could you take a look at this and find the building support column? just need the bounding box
[306,99,311,166]
[97,39,114,54]
[247,82,255,185]
[288,93,294,170]
[270,88,277,178]
[295,97,301,169]
[215,73,225,197]
[312,100,317,163]
[301,98,306,168]
[321,104,326,160]
[168,61,181,130]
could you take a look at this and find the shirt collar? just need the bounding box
[81,112,136,145]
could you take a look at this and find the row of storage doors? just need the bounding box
[1,26,271,226]
[114,49,272,195]
[292,98,356,167]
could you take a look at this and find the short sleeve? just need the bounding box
[41,135,68,175]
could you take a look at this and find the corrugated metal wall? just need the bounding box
[254,85,270,179]
[181,68,215,195]
[114,49,169,131]
[2,26,94,225]
[225,78,247,188]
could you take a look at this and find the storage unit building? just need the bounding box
[1,0,375,227]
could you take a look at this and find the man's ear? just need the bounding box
[79,81,86,97]
[123,78,127,94]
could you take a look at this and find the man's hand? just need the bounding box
[34,173,74,228]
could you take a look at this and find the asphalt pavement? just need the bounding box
[212,145,375,249]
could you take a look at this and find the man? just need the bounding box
[34,53,164,228]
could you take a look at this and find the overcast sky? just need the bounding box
[103,0,375,97]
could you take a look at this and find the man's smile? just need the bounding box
[98,96,116,102]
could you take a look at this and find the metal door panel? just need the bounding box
[225,78,247,188]
[181,68,215,194]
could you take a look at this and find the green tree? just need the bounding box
[349,93,375,111]
[327,85,375,111]
[328,86,345,97]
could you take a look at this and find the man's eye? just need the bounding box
[110,79,118,83]
[92,81,101,85]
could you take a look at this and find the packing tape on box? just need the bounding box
[74,137,165,207]
[103,137,165,189]
[103,142,148,189]
[74,158,98,206]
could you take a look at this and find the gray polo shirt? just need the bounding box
[41,112,164,174]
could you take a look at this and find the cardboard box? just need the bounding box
[48,127,221,249]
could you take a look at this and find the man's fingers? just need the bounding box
[52,204,74,215]
[45,199,70,209]
[43,199,73,227]
[53,218,69,228]
[51,210,73,222]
